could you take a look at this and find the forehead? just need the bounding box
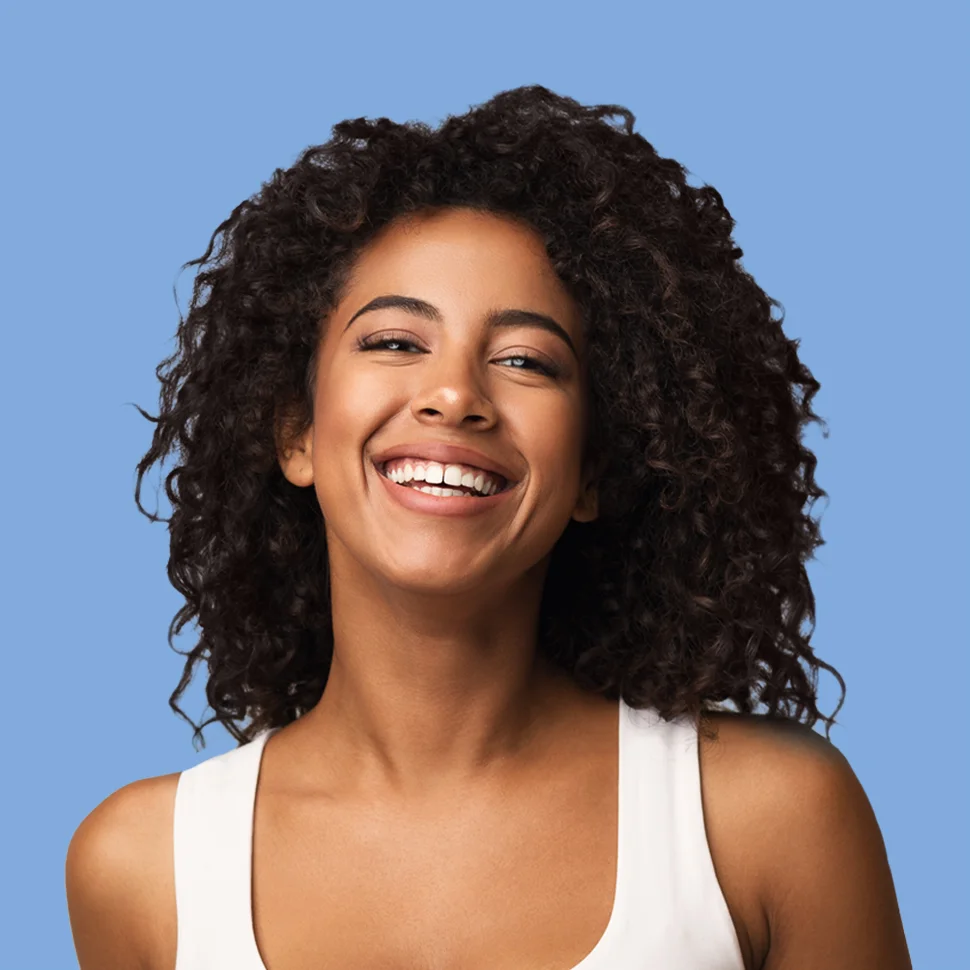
[339,207,579,323]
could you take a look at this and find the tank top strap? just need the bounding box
[617,701,746,968]
[173,728,277,970]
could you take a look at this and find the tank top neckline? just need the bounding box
[238,695,631,970]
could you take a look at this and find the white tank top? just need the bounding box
[172,696,746,969]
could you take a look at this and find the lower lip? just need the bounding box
[374,464,515,517]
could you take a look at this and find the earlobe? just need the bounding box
[278,432,314,488]
[572,450,602,523]
[274,403,315,488]
[571,482,599,523]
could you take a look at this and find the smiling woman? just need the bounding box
[277,208,598,594]
[65,86,911,970]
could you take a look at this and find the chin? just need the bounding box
[368,546,506,595]
[384,563,494,597]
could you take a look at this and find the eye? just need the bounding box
[357,331,425,354]
[494,353,560,378]
[357,333,560,377]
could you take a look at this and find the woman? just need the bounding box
[66,85,912,969]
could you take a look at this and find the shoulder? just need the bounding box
[66,772,181,970]
[697,709,879,867]
[697,709,860,878]
[698,707,850,799]
[697,711,911,969]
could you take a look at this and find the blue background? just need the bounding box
[2,1,965,966]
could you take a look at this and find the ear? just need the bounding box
[571,483,598,523]
[571,470,599,523]
[275,406,314,488]
[571,448,605,523]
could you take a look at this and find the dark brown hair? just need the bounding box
[134,84,845,748]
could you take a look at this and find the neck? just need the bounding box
[293,546,579,799]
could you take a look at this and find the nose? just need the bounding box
[409,348,497,429]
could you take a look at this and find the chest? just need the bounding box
[161,710,767,970]
[251,771,619,970]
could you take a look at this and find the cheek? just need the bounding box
[310,369,401,487]
[323,361,404,428]
[517,398,587,492]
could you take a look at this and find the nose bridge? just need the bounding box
[411,328,494,424]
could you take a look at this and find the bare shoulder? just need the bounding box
[66,771,181,970]
[698,710,912,970]
[699,707,849,794]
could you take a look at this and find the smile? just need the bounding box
[378,458,511,497]
[373,458,516,517]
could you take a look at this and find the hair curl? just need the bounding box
[134,84,845,749]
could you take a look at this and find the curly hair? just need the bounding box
[134,84,845,749]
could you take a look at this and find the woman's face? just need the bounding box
[282,206,597,595]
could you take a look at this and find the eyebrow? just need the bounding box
[343,294,578,358]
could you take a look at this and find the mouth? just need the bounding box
[376,458,514,498]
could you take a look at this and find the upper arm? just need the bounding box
[65,774,180,970]
[745,723,913,969]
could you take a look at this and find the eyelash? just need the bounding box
[356,333,561,378]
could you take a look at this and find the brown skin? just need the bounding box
[274,207,599,794]
[66,208,912,970]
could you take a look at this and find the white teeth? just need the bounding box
[381,457,508,496]
[408,483,492,498]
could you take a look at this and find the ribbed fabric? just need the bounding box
[173,696,746,969]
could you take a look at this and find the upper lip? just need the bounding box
[371,441,518,483]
